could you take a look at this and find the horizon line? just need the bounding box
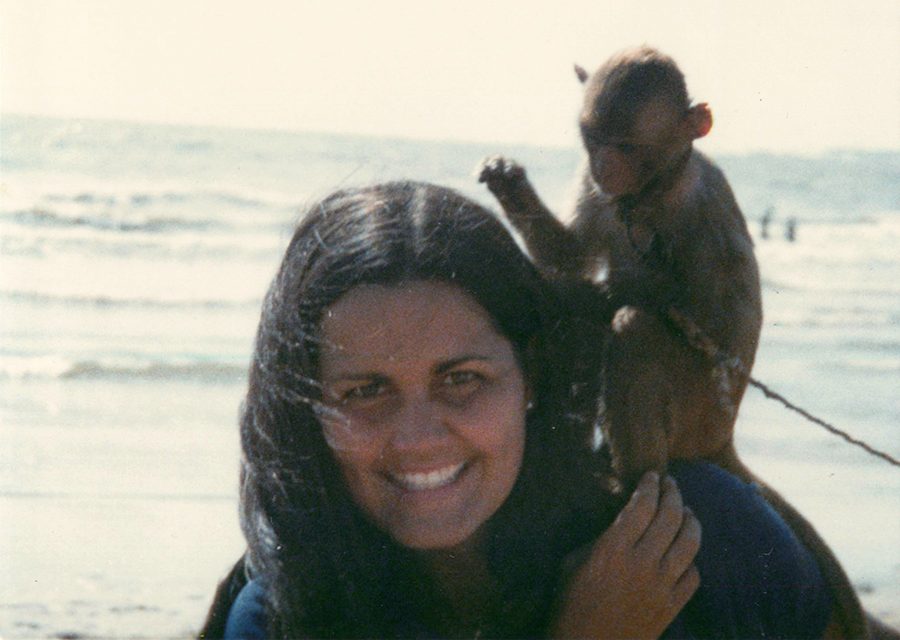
[3,110,898,158]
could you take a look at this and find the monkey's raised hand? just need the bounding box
[477,155,526,185]
[477,155,531,214]
[477,155,579,274]
[551,472,701,640]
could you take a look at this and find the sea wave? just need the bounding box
[760,277,800,293]
[0,355,247,381]
[0,289,262,310]
[837,358,900,373]
[1,173,303,219]
[840,338,900,355]
[43,187,277,211]
[3,207,226,234]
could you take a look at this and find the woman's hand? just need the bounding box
[551,472,702,639]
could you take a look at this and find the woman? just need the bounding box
[200,181,831,639]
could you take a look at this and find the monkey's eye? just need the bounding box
[615,142,638,154]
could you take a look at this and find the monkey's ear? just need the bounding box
[574,64,589,84]
[688,103,713,139]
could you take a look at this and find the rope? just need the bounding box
[665,308,900,469]
[747,377,900,467]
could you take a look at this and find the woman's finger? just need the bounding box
[671,564,701,612]
[636,475,684,557]
[659,506,702,580]
[613,471,661,546]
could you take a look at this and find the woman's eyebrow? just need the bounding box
[434,355,496,375]
[322,371,385,383]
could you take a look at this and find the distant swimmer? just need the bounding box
[785,217,797,242]
[761,206,774,239]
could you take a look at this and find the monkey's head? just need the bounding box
[575,47,712,199]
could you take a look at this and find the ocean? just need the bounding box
[1,114,898,637]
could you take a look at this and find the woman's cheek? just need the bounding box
[456,384,528,442]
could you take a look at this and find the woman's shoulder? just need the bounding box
[222,579,267,640]
[198,556,251,640]
[668,461,833,639]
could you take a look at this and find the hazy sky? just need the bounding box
[2,0,898,153]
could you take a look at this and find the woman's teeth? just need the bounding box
[392,463,465,491]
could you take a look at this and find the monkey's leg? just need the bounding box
[477,156,579,273]
[666,346,737,463]
[605,306,736,480]
[602,306,675,488]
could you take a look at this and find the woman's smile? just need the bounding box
[388,462,467,491]
[318,280,528,549]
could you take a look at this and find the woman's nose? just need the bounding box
[387,395,451,450]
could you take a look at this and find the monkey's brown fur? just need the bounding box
[479,46,882,639]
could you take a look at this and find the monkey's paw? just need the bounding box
[476,155,526,192]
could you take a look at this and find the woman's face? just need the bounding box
[317,280,528,550]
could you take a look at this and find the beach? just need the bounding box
[1,115,898,637]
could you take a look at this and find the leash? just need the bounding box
[665,308,900,469]
[746,377,900,467]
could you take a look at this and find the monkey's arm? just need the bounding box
[478,156,581,274]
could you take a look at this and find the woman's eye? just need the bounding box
[340,381,386,403]
[440,370,484,391]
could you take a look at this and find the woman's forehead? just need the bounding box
[318,281,514,369]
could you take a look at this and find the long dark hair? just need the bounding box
[239,181,613,637]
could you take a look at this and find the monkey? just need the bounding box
[478,46,876,639]
[481,46,761,483]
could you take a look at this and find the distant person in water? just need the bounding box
[198,181,832,639]
[786,217,798,242]
[761,206,775,240]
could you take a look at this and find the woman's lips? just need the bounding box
[388,462,467,491]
